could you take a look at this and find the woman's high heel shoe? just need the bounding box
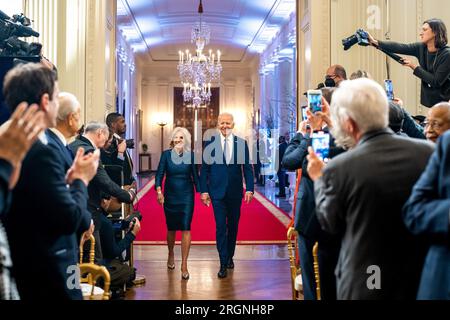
[181,271,190,280]
[167,262,175,270]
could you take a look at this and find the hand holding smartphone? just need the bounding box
[311,132,330,163]
[307,90,323,114]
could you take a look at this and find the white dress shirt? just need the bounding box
[221,133,233,164]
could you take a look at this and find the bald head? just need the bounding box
[326,65,347,87]
[56,92,81,138]
[425,102,450,143]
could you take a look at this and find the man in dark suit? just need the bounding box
[200,113,254,279]
[3,63,99,300]
[103,113,135,187]
[69,122,135,217]
[0,103,45,300]
[403,131,450,300]
[307,78,435,300]
[276,136,288,198]
[47,92,94,241]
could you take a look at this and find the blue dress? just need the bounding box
[155,150,200,231]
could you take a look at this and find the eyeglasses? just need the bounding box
[423,120,444,130]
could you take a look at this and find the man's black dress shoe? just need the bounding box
[227,259,234,269]
[218,266,228,279]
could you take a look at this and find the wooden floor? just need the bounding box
[125,245,292,300]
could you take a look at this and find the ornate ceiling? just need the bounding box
[117,0,296,64]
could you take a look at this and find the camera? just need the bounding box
[120,211,142,231]
[0,10,41,57]
[126,139,135,149]
[342,28,370,51]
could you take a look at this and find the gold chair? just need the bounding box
[78,263,111,300]
[313,242,321,300]
[78,232,111,300]
[287,227,303,300]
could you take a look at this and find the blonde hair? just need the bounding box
[169,127,191,152]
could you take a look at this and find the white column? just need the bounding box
[278,56,294,137]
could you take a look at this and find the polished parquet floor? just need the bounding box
[129,174,294,300]
[126,245,291,300]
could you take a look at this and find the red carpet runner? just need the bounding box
[134,179,291,245]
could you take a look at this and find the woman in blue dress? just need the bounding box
[155,127,200,280]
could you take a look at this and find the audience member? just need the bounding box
[350,70,372,80]
[424,102,450,143]
[403,131,450,300]
[95,194,140,297]
[283,96,343,300]
[0,104,44,300]
[307,78,435,299]
[3,63,99,300]
[275,136,288,198]
[325,65,347,87]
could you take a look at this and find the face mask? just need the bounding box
[325,77,336,87]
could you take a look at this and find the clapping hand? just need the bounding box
[0,103,45,189]
[66,148,100,185]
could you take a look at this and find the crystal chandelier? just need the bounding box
[177,0,222,108]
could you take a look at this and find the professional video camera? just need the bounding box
[0,10,41,57]
[120,211,142,231]
[342,29,371,51]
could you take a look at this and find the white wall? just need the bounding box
[140,61,254,170]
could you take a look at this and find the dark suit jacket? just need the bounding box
[101,136,135,186]
[69,136,132,212]
[200,134,254,200]
[314,129,435,300]
[5,133,91,300]
[403,131,450,300]
[277,142,288,174]
[47,130,91,234]
[0,159,12,218]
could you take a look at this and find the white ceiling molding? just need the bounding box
[120,0,296,66]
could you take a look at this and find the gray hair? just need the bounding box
[331,78,389,149]
[218,112,235,124]
[57,92,80,122]
[170,127,191,152]
[84,121,109,135]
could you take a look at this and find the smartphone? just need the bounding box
[384,80,394,101]
[312,132,330,163]
[307,90,323,114]
[301,106,308,121]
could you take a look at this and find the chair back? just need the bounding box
[287,227,302,300]
[79,232,95,264]
[313,242,321,300]
[79,263,111,300]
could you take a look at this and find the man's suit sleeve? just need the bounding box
[92,161,132,203]
[243,141,254,193]
[314,165,346,235]
[200,143,211,194]
[0,159,12,217]
[30,148,90,235]
[282,133,310,171]
[403,136,450,237]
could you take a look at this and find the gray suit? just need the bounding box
[314,129,434,300]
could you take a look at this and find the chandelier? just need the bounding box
[177,0,222,108]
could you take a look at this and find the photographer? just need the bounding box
[367,19,450,107]
[93,194,140,297]
[103,113,136,188]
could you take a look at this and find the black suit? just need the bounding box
[101,136,135,186]
[5,133,91,300]
[314,129,434,300]
[0,159,12,218]
[69,136,132,213]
